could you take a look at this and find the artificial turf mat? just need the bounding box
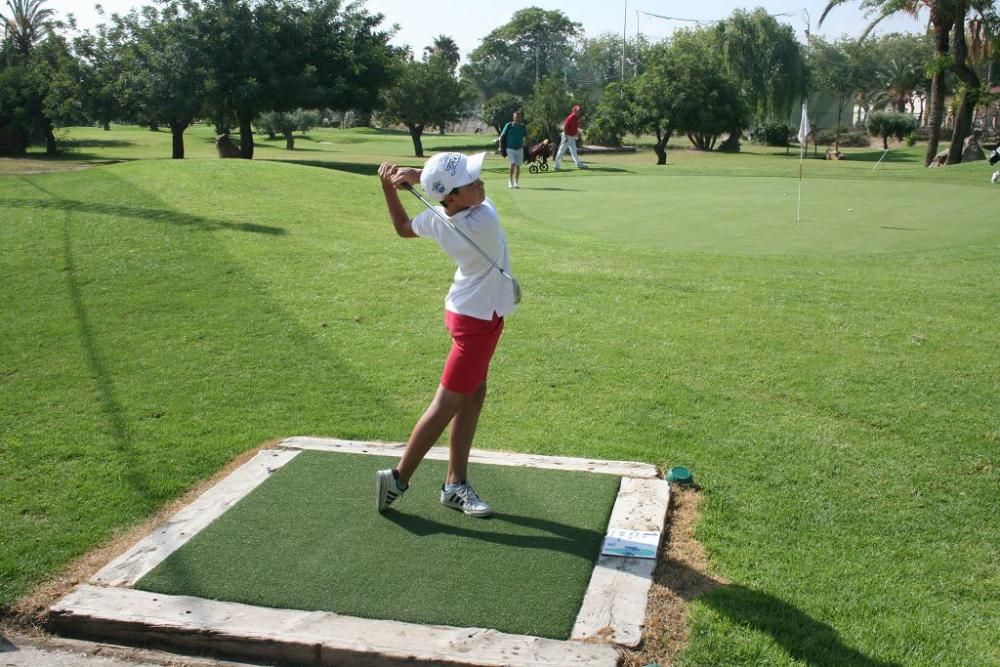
[134,450,622,639]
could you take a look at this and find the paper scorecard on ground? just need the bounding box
[600,529,660,559]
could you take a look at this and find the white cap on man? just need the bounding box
[420,152,486,201]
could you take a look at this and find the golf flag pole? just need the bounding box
[873,147,891,171]
[796,101,810,222]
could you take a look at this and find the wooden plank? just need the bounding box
[571,477,671,646]
[281,436,659,478]
[90,449,300,587]
[51,585,619,667]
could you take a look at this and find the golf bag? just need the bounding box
[989,147,1000,166]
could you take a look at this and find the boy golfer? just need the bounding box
[375,152,516,518]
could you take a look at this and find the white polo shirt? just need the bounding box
[411,198,516,320]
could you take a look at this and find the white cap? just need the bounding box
[420,152,486,201]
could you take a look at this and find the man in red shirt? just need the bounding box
[554,104,588,170]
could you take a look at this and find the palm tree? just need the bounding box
[820,0,957,166]
[424,34,460,72]
[1,0,55,57]
[881,58,922,112]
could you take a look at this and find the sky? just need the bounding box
[44,0,928,58]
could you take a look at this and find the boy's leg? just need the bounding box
[395,385,466,484]
[440,380,492,517]
[445,381,488,484]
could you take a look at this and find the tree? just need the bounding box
[712,8,808,152]
[72,19,131,132]
[569,33,647,104]
[522,73,571,145]
[820,0,958,166]
[424,34,460,72]
[463,8,581,98]
[945,0,994,164]
[604,32,745,164]
[865,109,917,147]
[0,0,69,153]
[873,32,933,117]
[381,55,472,157]
[481,92,523,135]
[1,0,54,56]
[175,0,396,159]
[96,5,208,159]
[255,108,320,149]
[809,37,858,152]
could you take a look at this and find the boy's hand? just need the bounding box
[391,167,421,189]
[378,162,398,186]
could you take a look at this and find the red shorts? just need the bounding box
[441,310,504,394]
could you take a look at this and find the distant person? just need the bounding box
[374,151,517,519]
[554,104,587,170]
[499,110,528,189]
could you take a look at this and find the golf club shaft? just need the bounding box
[402,184,516,284]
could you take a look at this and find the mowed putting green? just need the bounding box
[133,451,621,639]
[512,173,996,255]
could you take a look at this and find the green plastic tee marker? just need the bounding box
[666,466,693,485]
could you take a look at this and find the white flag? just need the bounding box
[797,101,810,145]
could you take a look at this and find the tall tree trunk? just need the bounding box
[238,111,254,159]
[284,131,295,150]
[170,121,189,159]
[718,128,740,153]
[408,124,424,157]
[44,119,57,155]
[925,71,947,165]
[924,11,954,166]
[947,1,980,165]
[653,128,672,165]
[835,99,844,153]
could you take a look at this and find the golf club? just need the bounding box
[402,183,521,305]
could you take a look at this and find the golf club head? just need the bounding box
[512,277,522,305]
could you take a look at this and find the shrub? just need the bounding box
[585,111,624,147]
[752,122,791,147]
[866,111,918,148]
[815,128,869,147]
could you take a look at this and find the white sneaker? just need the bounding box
[440,483,492,517]
[992,171,999,184]
[513,182,519,189]
[376,469,406,512]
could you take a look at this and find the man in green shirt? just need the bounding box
[499,111,528,189]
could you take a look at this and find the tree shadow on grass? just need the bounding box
[0,195,286,235]
[384,510,602,560]
[841,149,921,163]
[61,139,136,149]
[268,159,378,177]
[665,560,901,667]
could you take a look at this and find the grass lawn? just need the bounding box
[1,125,998,665]
[134,450,621,640]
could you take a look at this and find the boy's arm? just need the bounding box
[378,162,419,238]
